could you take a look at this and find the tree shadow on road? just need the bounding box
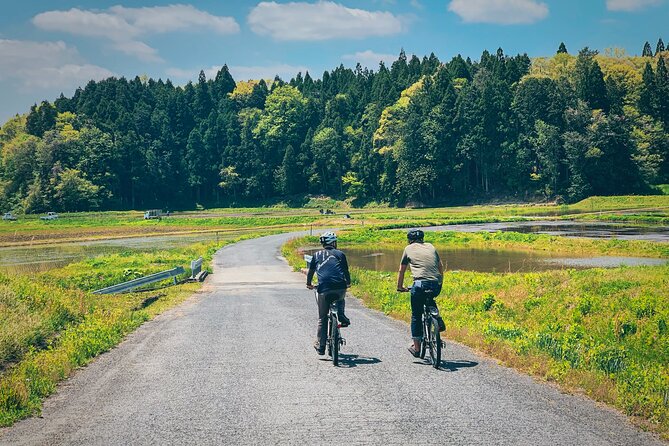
[413,359,478,372]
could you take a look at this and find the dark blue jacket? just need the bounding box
[306,247,351,293]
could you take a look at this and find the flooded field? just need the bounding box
[0,232,228,274]
[423,220,669,242]
[5,219,668,275]
[302,246,667,273]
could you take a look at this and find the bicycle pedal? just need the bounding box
[441,341,446,348]
[341,338,346,346]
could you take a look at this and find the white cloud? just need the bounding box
[111,41,163,63]
[448,0,549,25]
[0,39,114,89]
[33,5,239,62]
[342,50,397,67]
[248,1,408,41]
[166,64,310,83]
[109,5,240,35]
[33,8,139,40]
[606,0,662,11]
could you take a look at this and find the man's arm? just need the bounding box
[306,256,317,289]
[397,263,409,291]
[341,253,352,287]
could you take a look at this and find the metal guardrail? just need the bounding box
[190,257,203,279]
[93,267,185,295]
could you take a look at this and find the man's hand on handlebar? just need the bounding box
[397,286,410,293]
[306,284,314,290]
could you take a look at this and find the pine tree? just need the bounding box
[655,57,669,125]
[557,42,568,54]
[642,41,653,57]
[573,48,609,111]
[212,65,236,104]
[588,62,610,112]
[193,70,212,121]
[639,62,655,115]
[656,38,666,55]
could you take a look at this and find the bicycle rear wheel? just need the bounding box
[430,316,441,368]
[331,314,340,366]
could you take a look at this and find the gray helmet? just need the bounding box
[319,231,337,246]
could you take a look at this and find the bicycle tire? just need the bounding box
[431,316,441,369]
[332,314,340,366]
[419,318,427,359]
[326,315,333,357]
[426,318,435,362]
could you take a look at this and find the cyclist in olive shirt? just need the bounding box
[396,229,444,357]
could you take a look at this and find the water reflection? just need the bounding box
[302,246,667,273]
[0,232,227,274]
[424,221,669,242]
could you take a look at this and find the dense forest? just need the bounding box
[1,40,668,212]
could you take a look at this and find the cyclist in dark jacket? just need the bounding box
[307,231,351,355]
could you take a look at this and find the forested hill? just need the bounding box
[1,45,668,212]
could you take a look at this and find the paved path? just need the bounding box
[1,233,665,445]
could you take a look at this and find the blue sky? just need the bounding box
[1,0,668,123]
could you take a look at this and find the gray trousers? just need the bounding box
[316,289,346,348]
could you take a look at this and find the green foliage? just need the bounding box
[2,47,667,210]
[481,293,496,311]
[53,169,100,212]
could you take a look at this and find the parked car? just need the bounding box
[40,212,59,221]
[2,212,17,221]
[144,209,162,220]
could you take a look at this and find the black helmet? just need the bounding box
[407,229,424,243]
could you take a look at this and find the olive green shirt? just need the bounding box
[400,242,442,282]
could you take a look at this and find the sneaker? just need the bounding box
[314,343,325,355]
[339,314,351,327]
[436,316,446,332]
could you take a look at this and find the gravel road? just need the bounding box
[1,233,664,445]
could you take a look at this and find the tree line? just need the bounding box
[0,42,668,212]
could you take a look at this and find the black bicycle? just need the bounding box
[419,304,442,369]
[400,288,443,369]
[315,291,346,366]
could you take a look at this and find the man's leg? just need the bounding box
[315,292,329,354]
[410,286,425,351]
[335,290,350,326]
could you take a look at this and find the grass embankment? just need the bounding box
[283,229,669,438]
[0,232,273,426]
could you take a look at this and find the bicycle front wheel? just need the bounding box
[419,318,428,359]
[430,317,441,369]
